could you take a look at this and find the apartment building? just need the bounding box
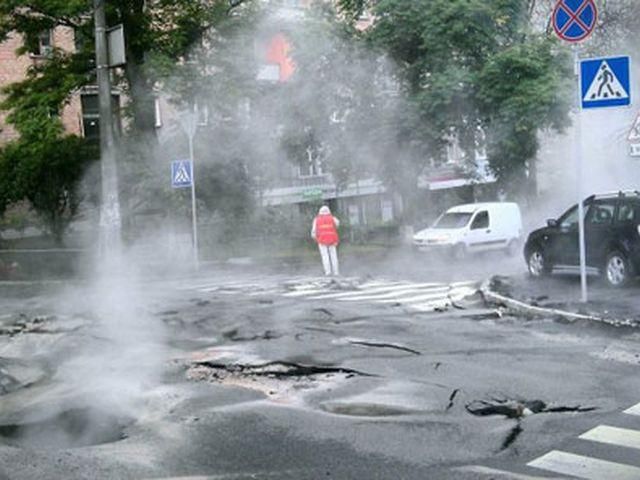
[0,26,120,147]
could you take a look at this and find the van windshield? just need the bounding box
[432,212,473,229]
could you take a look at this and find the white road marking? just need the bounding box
[305,282,424,300]
[579,425,640,450]
[373,291,451,304]
[282,288,332,297]
[186,275,479,312]
[454,465,571,479]
[527,450,640,480]
[410,301,451,312]
[624,402,640,416]
[333,286,449,302]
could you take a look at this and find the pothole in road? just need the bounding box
[466,396,597,452]
[465,397,597,419]
[187,360,371,404]
[0,407,133,449]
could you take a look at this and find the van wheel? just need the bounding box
[527,247,550,278]
[452,244,467,260]
[506,239,519,257]
[604,251,633,288]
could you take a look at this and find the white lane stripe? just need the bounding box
[624,402,640,416]
[309,283,445,300]
[335,287,449,302]
[579,425,640,450]
[283,282,383,295]
[454,465,571,479]
[305,282,415,299]
[283,289,330,297]
[527,450,640,480]
[450,281,479,288]
[410,300,451,312]
[373,291,449,304]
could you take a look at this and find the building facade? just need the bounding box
[0,27,85,144]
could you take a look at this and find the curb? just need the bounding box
[479,279,639,328]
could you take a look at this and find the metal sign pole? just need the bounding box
[574,46,588,302]
[552,0,596,303]
[179,110,199,270]
[188,131,199,270]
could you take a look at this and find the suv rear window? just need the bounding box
[616,202,637,223]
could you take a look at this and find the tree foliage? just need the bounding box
[334,0,574,198]
[0,135,96,244]
[0,0,250,242]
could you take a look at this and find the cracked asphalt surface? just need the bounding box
[1,251,640,479]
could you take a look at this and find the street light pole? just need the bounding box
[93,0,122,255]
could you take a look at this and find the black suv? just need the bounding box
[524,192,640,287]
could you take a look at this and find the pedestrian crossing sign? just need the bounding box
[580,56,631,109]
[171,160,192,188]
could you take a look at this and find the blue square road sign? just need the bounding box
[171,160,193,188]
[580,56,631,109]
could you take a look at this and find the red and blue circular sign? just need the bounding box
[552,0,598,43]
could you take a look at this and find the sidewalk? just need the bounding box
[481,273,640,328]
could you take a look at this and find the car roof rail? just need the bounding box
[616,190,640,197]
[593,190,640,199]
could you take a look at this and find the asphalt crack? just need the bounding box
[193,360,372,379]
[446,389,460,411]
[465,397,595,419]
[345,339,421,356]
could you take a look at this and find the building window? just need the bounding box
[31,30,53,57]
[81,93,121,142]
[299,146,323,177]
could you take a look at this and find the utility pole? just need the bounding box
[94,0,122,255]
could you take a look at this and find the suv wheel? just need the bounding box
[527,248,549,278]
[604,251,633,287]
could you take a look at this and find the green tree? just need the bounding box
[0,0,251,242]
[338,0,572,200]
[0,134,96,244]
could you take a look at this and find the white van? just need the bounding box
[412,202,523,258]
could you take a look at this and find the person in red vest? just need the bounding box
[311,205,340,276]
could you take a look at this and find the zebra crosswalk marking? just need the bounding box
[624,402,640,416]
[459,404,640,478]
[579,425,640,450]
[375,291,453,304]
[184,275,480,313]
[325,286,449,302]
[283,281,412,298]
[454,465,571,479]
[303,282,416,300]
[527,450,640,480]
[282,288,334,297]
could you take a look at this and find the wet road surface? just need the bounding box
[1,255,640,479]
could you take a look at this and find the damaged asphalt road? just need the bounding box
[2,267,640,479]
